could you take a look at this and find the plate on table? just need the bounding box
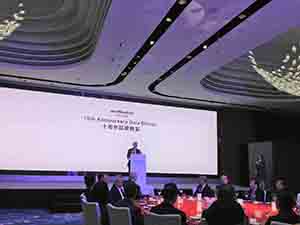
[190,215,202,220]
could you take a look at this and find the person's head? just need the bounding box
[276,191,296,212]
[84,175,96,189]
[199,176,208,186]
[124,181,138,200]
[217,184,235,202]
[275,178,287,191]
[249,178,258,190]
[115,175,123,188]
[132,141,138,149]
[259,181,265,190]
[257,154,264,161]
[162,183,179,204]
[220,175,229,185]
[97,174,109,184]
[129,172,137,182]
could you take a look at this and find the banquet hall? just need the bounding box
[1,1,300,225]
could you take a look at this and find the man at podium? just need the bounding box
[127,141,142,173]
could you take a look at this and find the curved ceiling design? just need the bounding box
[0,0,192,87]
[200,60,299,99]
[0,0,300,112]
[0,0,111,66]
[148,0,273,105]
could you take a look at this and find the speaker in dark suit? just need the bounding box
[127,142,142,173]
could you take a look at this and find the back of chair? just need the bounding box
[271,222,292,225]
[144,212,181,225]
[81,198,101,225]
[106,203,132,225]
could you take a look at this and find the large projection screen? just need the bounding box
[0,87,218,175]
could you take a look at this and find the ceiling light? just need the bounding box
[249,43,300,96]
[203,45,208,49]
[238,14,247,19]
[178,0,187,5]
[166,18,172,22]
[121,72,127,76]
[0,3,26,41]
[150,41,155,45]
[187,55,192,59]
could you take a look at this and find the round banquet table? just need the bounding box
[139,196,282,225]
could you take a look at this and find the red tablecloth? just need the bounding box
[140,196,280,225]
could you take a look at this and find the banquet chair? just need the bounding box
[144,212,181,225]
[81,197,102,225]
[106,203,132,225]
[80,193,87,201]
[271,222,292,225]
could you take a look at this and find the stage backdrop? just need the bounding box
[0,87,218,175]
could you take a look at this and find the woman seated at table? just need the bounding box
[151,183,187,225]
[202,184,246,225]
[265,191,300,225]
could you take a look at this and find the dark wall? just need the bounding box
[218,110,256,186]
[218,109,300,191]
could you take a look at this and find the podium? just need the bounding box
[130,154,152,195]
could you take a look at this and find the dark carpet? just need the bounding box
[0,209,83,225]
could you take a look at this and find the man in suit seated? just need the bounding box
[124,172,142,199]
[216,174,230,191]
[272,177,289,201]
[109,175,125,204]
[151,183,187,225]
[115,181,144,225]
[92,174,110,203]
[83,174,96,201]
[194,176,215,198]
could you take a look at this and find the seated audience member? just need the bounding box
[265,191,300,225]
[194,176,215,198]
[83,174,96,201]
[92,173,110,202]
[272,178,288,201]
[151,183,187,225]
[216,174,230,191]
[115,182,144,225]
[203,184,246,225]
[124,172,142,199]
[247,178,265,202]
[109,175,125,204]
[91,181,110,225]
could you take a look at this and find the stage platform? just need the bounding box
[0,175,204,190]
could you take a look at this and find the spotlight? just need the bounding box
[178,0,187,5]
